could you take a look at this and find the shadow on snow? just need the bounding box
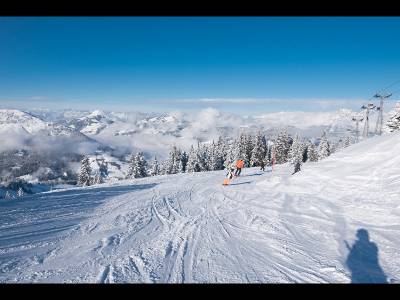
[345,228,388,284]
[229,181,252,186]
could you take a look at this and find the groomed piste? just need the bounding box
[1,132,399,283]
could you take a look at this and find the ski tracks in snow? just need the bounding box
[3,156,399,283]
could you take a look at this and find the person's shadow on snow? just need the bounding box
[345,229,388,283]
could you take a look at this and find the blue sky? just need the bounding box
[1,17,400,114]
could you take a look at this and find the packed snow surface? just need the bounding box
[1,132,399,283]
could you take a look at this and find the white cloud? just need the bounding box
[170,97,366,107]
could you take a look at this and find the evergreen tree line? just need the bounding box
[77,130,354,186]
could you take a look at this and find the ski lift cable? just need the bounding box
[379,79,400,93]
[364,79,400,103]
[360,80,399,110]
[390,87,400,97]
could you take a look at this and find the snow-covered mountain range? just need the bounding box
[1,107,368,152]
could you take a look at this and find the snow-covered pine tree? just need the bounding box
[343,136,352,148]
[216,136,227,169]
[165,146,181,175]
[173,148,182,174]
[318,132,331,160]
[159,160,168,175]
[186,145,201,172]
[385,101,400,132]
[126,153,136,178]
[223,141,236,169]
[149,156,160,176]
[206,141,217,171]
[17,187,24,197]
[244,134,254,167]
[179,151,188,173]
[77,156,92,186]
[206,140,224,171]
[235,133,247,162]
[196,143,208,172]
[274,130,292,164]
[301,141,308,163]
[288,134,304,165]
[250,131,267,167]
[126,152,148,178]
[135,152,148,178]
[99,161,108,181]
[306,141,319,162]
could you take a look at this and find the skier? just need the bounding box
[260,160,266,171]
[234,159,244,176]
[223,162,236,185]
[292,161,301,175]
[226,162,236,180]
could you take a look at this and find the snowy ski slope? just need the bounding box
[1,132,400,283]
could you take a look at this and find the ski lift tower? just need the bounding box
[374,92,392,135]
[352,114,364,142]
[361,103,376,139]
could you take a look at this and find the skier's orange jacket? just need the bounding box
[236,160,244,169]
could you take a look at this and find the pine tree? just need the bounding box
[17,187,24,197]
[179,151,188,173]
[235,133,247,162]
[216,136,227,169]
[385,101,400,132]
[250,131,267,167]
[159,160,168,175]
[127,152,148,178]
[187,145,200,172]
[206,141,216,171]
[78,156,92,186]
[301,142,308,163]
[150,156,160,176]
[126,153,136,178]
[136,152,148,178]
[197,143,209,172]
[343,136,352,148]
[224,142,236,169]
[206,140,225,171]
[165,146,181,175]
[288,134,304,165]
[99,161,108,180]
[306,141,318,162]
[318,132,331,160]
[274,130,292,164]
[244,134,254,167]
